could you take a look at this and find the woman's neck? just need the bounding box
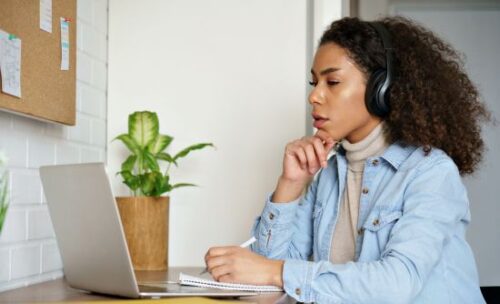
[345,117,382,143]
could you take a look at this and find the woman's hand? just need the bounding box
[273,129,336,202]
[204,246,284,287]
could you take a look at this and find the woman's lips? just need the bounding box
[313,118,328,128]
[312,114,329,128]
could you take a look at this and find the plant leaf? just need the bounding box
[140,172,160,196]
[156,152,177,166]
[120,170,140,191]
[113,134,140,155]
[0,172,8,207]
[172,183,197,189]
[147,134,173,155]
[173,143,214,161]
[129,111,159,148]
[0,174,8,233]
[153,175,171,196]
[143,150,160,172]
[0,206,8,233]
[121,155,137,172]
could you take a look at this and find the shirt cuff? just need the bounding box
[283,259,315,303]
[260,193,301,230]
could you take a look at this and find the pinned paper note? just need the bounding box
[0,30,22,98]
[40,0,52,33]
[60,17,70,70]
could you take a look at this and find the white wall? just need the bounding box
[0,0,108,292]
[108,0,342,267]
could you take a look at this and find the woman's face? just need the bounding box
[309,43,381,143]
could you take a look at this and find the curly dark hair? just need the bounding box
[319,16,491,175]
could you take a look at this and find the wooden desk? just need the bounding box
[0,267,293,303]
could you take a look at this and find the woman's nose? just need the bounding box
[308,87,323,105]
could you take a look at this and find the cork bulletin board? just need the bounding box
[0,0,77,126]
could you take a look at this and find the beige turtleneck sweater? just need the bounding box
[330,123,389,264]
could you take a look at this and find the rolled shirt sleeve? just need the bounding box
[251,178,318,261]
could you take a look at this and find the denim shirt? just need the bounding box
[250,142,485,304]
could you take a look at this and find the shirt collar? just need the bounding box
[334,141,416,171]
[380,142,416,170]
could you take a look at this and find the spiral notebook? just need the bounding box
[179,273,283,292]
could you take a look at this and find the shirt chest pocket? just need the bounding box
[361,209,402,254]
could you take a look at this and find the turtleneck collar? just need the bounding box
[341,122,389,172]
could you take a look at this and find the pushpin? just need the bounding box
[8,34,16,40]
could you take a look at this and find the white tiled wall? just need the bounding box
[0,0,108,292]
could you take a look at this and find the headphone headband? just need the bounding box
[368,22,394,92]
[367,22,394,116]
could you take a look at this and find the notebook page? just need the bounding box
[179,273,282,292]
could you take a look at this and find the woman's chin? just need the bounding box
[315,128,342,142]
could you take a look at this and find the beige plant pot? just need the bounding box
[115,196,169,271]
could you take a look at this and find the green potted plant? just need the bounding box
[0,152,9,235]
[113,111,213,271]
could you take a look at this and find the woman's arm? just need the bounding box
[251,131,336,260]
[250,175,318,260]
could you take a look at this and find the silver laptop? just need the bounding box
[39,163,258,298]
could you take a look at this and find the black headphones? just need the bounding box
[365,22,394,117]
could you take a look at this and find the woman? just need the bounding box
[204,16,489,303]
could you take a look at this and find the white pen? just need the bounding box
[200,236,257,275]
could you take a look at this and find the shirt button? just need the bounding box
[357,228,365,235]
[423,145,432,156]
[372,159,379,166]
[295,287,301,296]
[362,188,369,194]
[373,219,380,226]
[269,213,275,220]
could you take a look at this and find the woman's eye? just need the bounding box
[308,80,339,87]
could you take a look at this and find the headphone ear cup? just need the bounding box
[365,69,388,117]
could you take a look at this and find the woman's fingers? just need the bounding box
[206,250,240,282]
[286,137,333,174]
[211,264,234,282]
[306,136,328,168]
[205,247,282,286]
[217,273,235,284]
[206,255,230,274]
[314,130,337,161]
[283,132,337,178]
[205,247,237,280]
[205,246,236,265]
[302,143,319,174]
[286,141,307,170]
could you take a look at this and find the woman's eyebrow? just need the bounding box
[310,67,341,76]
